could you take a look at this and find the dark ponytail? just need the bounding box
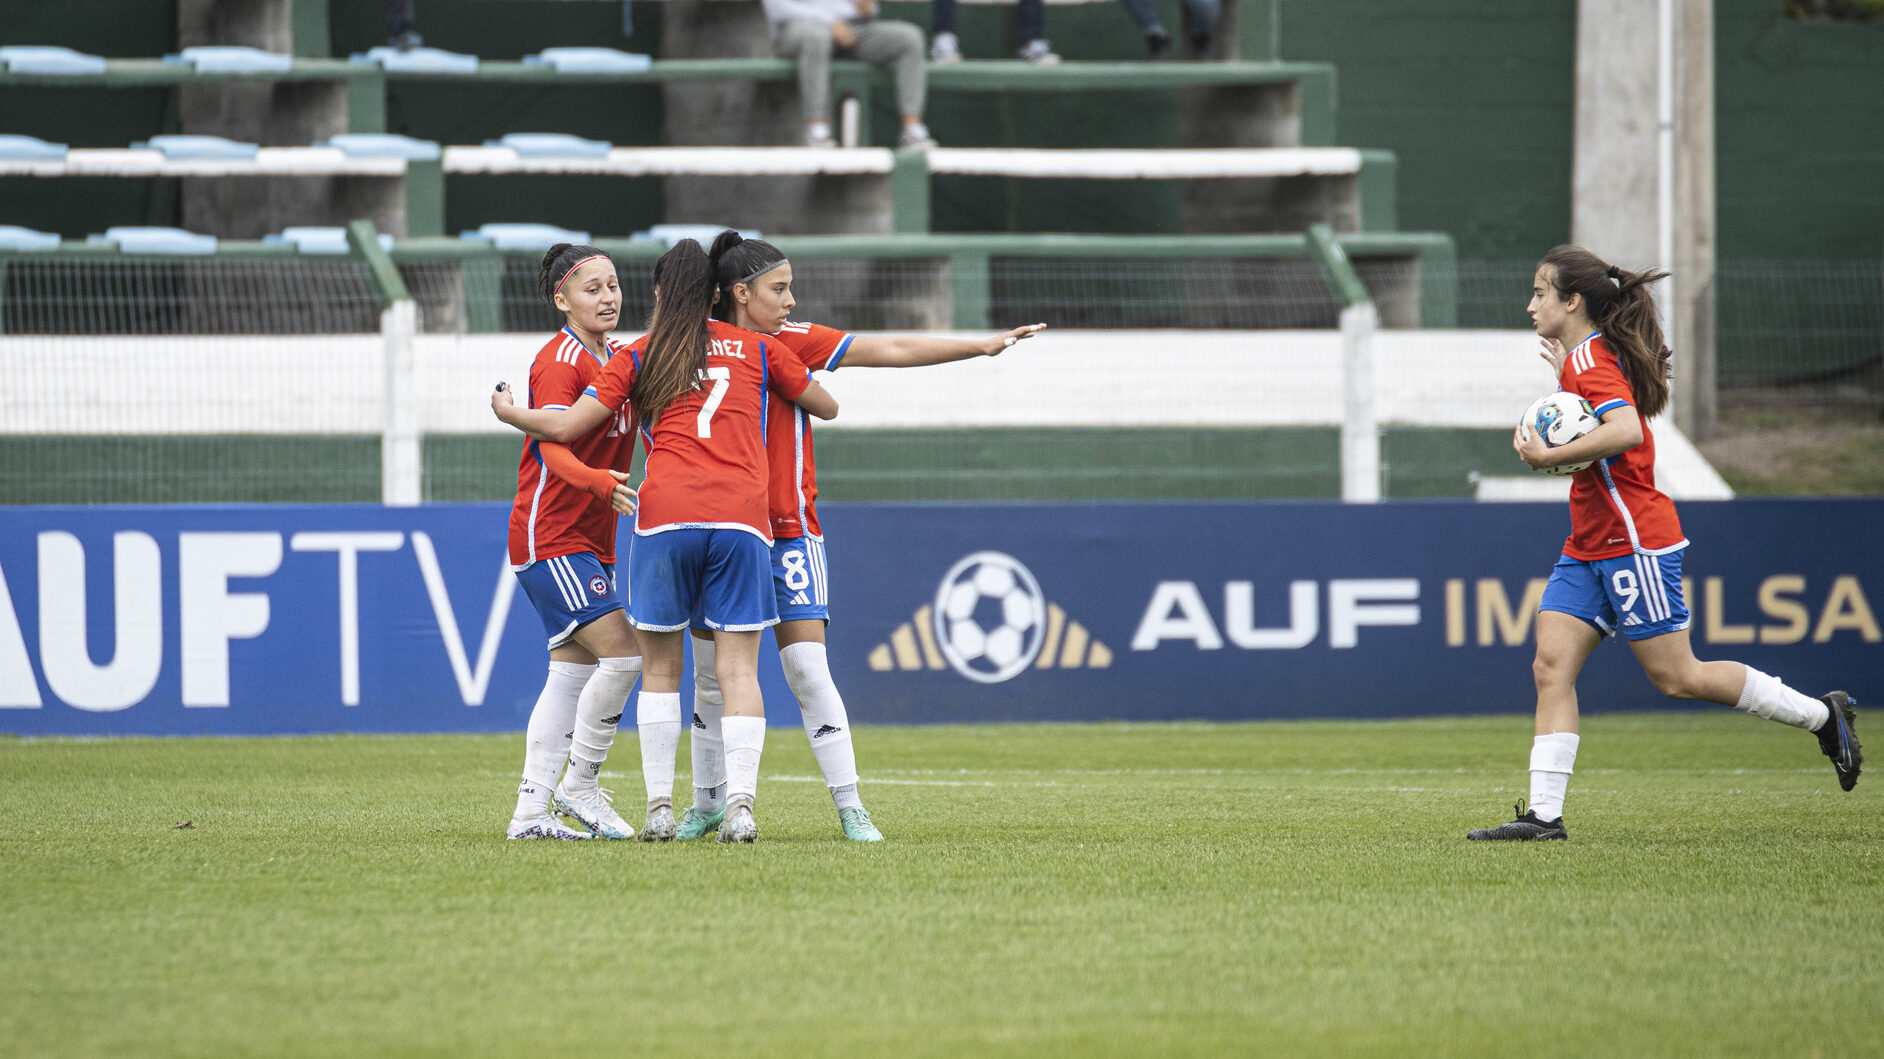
[1539,244,1672,420]
[707,230,788,322]
[632,239,716,426]
[537,242,611,311]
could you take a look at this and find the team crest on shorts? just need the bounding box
[867,550,1111,684]
[588,575,610,598]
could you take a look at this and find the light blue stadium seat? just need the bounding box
[523,48,652,74]
[486,133,613,157]
[133,135,259,160]
[0,46,107,75]
[0,226,61,251]
[0,135,69,160]
[636,225,762,247]
[462,224,591,251]
[266,227,395,255]
[349,46,479,74]
[319,134,442,161]
[163,47,294,74]
[87,228,219,255]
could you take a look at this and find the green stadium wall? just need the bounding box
[6,0,1881,268]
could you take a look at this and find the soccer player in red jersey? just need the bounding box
[1468,246,1862,841]
[502,244,645,842]
[671,231,1045,842]
[495,239,838,842]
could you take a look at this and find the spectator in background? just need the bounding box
[1118,0,1220,60]
[764,0,938,149]
[386,0,421,50]
[929,0,1059,65]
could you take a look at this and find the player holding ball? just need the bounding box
[1468,245,1862,841]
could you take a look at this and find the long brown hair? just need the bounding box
[1539,245,1672,419]
[630,239,716,427]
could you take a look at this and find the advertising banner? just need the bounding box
[1,500,1877,735]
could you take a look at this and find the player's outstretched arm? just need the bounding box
[795,378,839,420]
[1513,404,1645,470]
[844,323,1046,368]
[491,384,614,443]
[537,440,637,513]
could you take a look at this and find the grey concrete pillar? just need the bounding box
[1572,0,1715,438]
[175,0,384,237]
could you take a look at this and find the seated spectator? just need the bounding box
[929,0,1059,65]
[763,0,938,149]
[386,0,422,50]
[1118,0,1221,59]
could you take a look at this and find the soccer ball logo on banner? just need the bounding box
[867,551,1111,682]
[933,551,1048,683]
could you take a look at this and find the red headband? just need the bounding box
[553,254,609,296]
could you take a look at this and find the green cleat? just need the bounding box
[838,805,883,842]
[674,805,724,841]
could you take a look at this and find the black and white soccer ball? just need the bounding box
[1520,391,1600,476]
[932,551,1047,684]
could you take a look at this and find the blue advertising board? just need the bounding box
[1,500,1878,735]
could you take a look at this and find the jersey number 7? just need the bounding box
[696,366,731,438]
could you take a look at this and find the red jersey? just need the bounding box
[759,320,855,540]
[507,328,636,568]
[1558,332,1686,560]
[591,319,811,542]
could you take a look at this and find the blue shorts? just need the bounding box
[691,535,831,633]
[1540,549,1690,641]
[630,528,778,633]
[514,552,624,649]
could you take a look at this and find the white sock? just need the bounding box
[780,641,862,798]
[1527,732,1580,823]
[513,660,592,821]
[565,655,642,789]
[637,690,681,808]
[1735,666,1830,731]
[721,714,766,806]
[691,636,727,803]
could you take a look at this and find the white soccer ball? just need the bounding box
[932,551,1047,684]
[1520,391,1600,477]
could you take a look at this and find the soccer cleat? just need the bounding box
[638,802,677,842]
[717,800,758,844]
[1816,691,1862,791]
[1467,803,1567,841]
[675,805,725,841]
[506,815,594,841]
[553,782,636,840]
[838,805,883,843]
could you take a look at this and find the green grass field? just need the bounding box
[2,714,1877,1058]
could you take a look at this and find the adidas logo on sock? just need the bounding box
[692,713,707,730]
[812,724,843,739]
[602,713,622,726]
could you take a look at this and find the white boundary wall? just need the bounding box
[0,329,1732,498]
